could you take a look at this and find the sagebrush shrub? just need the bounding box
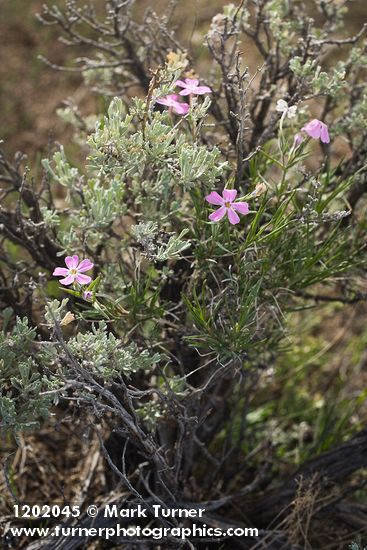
[1,0,367,547]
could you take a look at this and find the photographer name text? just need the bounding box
[104,504,205,518]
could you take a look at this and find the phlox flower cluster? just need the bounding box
[156,78,211,115]
[276,99,330,144]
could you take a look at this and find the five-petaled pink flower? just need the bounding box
[302,119,330,144]
[205,189,249,225]
[176,78,212,96]
[156,94,189,115]
[53,255,94,286]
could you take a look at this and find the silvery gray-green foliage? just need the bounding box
[66,322,162,380]
[45,298,70,325]
[350,543,367,550]
[154,230,191,261]
[289,57,346,96]
[43,92,224,257]
[0,311,55,431]
[132,222,191,261]
[87,96,225,192]
[42,146,80,189]
[40,206,61,229]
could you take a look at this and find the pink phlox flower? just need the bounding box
[156,94,189,115]
[293,133,304,147]
[175,78,212,96]
[83,290,93,301]
[301,119,330,144]
[205,189,249,225]
[53,255,94,286]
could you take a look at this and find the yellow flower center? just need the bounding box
[70,268,77,275]
[225,201,231,208]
